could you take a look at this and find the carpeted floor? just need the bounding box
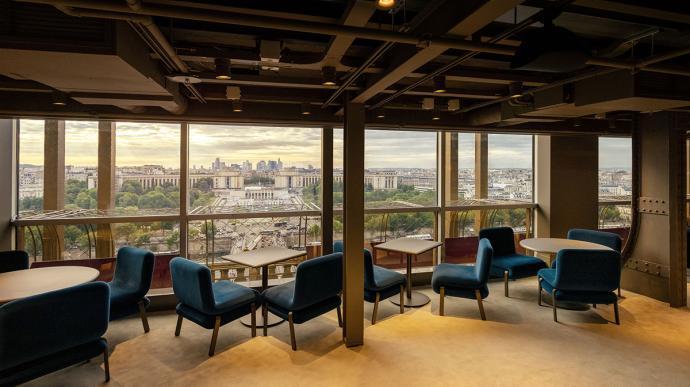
[24,278,690,387]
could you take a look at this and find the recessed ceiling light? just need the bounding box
[301,102,311,115]
[322,66,337,86]
[232,100,242,112]
[433,75,447,93]
[377,0,396,10]
[52,91,68,106]
[509,81,523,98]
[375,109,386,119]
[214,58,231,80]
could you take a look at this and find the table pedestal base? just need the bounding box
[390,291,430,307]
[541,291,591,311]
[240,311,284,328]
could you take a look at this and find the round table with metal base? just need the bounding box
[239,264,285,328]
[391,253,430,308]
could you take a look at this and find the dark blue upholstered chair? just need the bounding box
[537,249,621,324]
[0,282,110,385]
[0,250,29,273]
[479,227,547,297]
[431,239,493,320]
[108,246,155,333]
[170,257,260,356]
[567,228,623,296]
[262,253,343,350]
[334,241,405,324]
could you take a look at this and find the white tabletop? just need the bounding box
[0,266,100,304]
[221,246,307,268]
[519,238,614,254]
[375,238,443,256]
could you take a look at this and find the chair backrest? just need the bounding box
[0,250,29,273]
[553,249,621,292]
[334,241,375,289]
[292,253,343,310]
[478,227,516,257]
[474,238,494,284]
[0,282,109,372]
[111,247,155,298]
[567,228,622,252]
[169,257,216,314]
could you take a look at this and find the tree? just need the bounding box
[138,191,175,209]
[65,179,87,205]
[75,191,96,209]
[19,196,42,211]
[193,177,214,192]
[308,223,321,240]
[121,180,144,195]
[166,230,180,251]
[64,225,83,247]
[116,192,140,208]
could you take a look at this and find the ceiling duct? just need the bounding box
[510,21,590,73]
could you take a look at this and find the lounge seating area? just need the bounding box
[2,1,690,385]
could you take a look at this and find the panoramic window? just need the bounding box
[488,134,533,201]
[18,119,44,214]
[598,137,632,230]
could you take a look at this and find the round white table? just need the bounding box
[0,266,100,304]
[519,238,613,310]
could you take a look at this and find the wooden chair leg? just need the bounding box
[138,300,150,333]
[552,290,558,322]
[174,314,183,336]
[336,305,343,327]
[250,303,257,338]
[103,346,110,382]
[209,316,220,357]
[262,305,268,337]
[593,304,597,308]
[439,286,445,316]
[399,285,404,314]
[537,278,542,306]
[618,287,621,297]
[288,312,297,351]
[372,292,380,324]
[614,300,620,325]
[475,289,486,321]
[504,271,509,297]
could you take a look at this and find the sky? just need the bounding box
[19,119,631,169]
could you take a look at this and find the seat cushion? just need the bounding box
[267,296,341,324]
[177,302,255,329]
[364,284,403,303]
[369,266,405,292]
[445,285,489,300]
[431,263,481,293]
[212,281,259,312]
[262,281,296,310]
[491,254,547,279]
[539,269,617,304]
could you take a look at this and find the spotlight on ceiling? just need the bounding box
[214,58,232,80]
[52,91,68,106]
[508,81,523,98]
[322,66,337,86]
[432,105,441,121]
[232,100,243,112]
[433,75,447,93]
[375,109,386,119]
[376,0,397,10]
[301,102,311,115]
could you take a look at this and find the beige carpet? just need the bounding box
[25,279,690,387]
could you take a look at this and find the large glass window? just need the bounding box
[18,119,44,213]
[488,134,533,201]
[64,121,98,210]
[598,137,632,230]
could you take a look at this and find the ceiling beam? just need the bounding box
[321,0,377,67]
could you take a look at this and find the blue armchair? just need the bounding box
[479,227,547,297]
[262,253,343,350]
[431,239,493,320]
[108,246,155,333]
[0,282,110,385]
[334,241,405,324]
[170,257,260,356]
[537,249,621,324]
[567,228,623,296]
[0,250,29,273]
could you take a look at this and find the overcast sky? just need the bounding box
[19,120,631,170]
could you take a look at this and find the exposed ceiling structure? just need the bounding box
[1,0,690,133]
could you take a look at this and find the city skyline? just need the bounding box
[19,120,631,170]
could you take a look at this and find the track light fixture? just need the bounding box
[300,102,311,115]
[433,75,447,93]
[214,58,232,80]
[321,66,337,86]
[51,91,68,106]
[508,81,523,98]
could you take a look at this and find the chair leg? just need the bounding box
[262,305,268,337]
[618,287,621,297]
[439,286,445,316]
[537,278,542,306]
[504,271,509,297]
[593,304,597,308]
[372,292,380,324]
[138,300,150,333]
[614,300,620,325]
[174,314,183,337]
[103,346,110,383]
[399,285,404,314]
[208,316,221,357]
[475,289,486,321]
[288,312,297,351]
[552,290,558,322]
[250,303,257,338]
[336,304,343,328]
